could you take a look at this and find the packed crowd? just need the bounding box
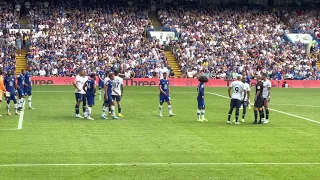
[158,7,320,80]
[1,1,320,80]
[22,4,173,78]
[0,2,22,73]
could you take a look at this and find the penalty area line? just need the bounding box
[0,162,320,167]
[207,92,320,125]
[17,110,24,130]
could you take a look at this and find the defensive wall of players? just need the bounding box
[30,77,320,88]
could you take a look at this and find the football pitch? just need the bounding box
[1,86,320,179]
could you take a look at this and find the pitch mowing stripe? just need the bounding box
[207,92,320,124]
[0,163,320,167]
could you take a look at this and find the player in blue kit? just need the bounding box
[197,76,208,122]
[24,67,34,109]
[97,67,106,101]
[159,72,175,117]
[83,73,96,120]
[4,71,19,115]
[17,69,26,111]
[101,73,119,120]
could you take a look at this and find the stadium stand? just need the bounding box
[158,7,320,80]
[1,0,320,80]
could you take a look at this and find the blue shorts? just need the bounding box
[99,80,104,89]
[24,86,32,96]
[75,93,86,102]
[112,95,121,102]
[230,99,242,109]
[160,94,170,103]
[105,95,114,104]
[86,94,95,106]
[18,88,24,98]
[6,93,17,102]
[197,97,205,109]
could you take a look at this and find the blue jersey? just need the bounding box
[17,74,25,88]
[25,72,32,86]
[98,70,106,81]
[197,82,205,98]
[4,76,16,93]
[86,79,96,95]
[159,79,170,95]
[106,80,113,96]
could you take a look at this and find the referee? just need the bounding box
[253,76,264,124]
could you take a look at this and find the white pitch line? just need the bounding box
[0,162,320,167]
[17,111,24,130]
[271,104,320,108]
[0,129,17,131]
[207,92,320,124]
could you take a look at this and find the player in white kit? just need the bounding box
[112,70,124,117]
[262,73,271,123]
[227,76,246,124]
[73,69,88,118]
[241,76,251,122]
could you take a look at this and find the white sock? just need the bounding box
[22,98,25,108]
[99,89,102,99]
[159,105,163,114]
[6,103,10,112]
[101,106,107,116]
[111,106,115,117]
[14,103,18,112]
[168,105,172,114]
[201,110,205,120]
[28,96,32,108]
[197,109,200,120]
[88,107,92,117]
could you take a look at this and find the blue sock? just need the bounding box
[75,105,80,114]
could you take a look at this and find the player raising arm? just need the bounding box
[159,72,175,117]
[197,76,208,122]
[253,76,265,124]
[101,73,119,120]
[112,70,124,117]
[241,76,251,122]
[227,76,246,124]
[83,73,96,120]
[262,73,271,124]
[4,71,19,115]
[73,69,88,118]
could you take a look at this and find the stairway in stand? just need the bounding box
[16,50,27,76]
[317,61,320,70]
[165,51,182,78]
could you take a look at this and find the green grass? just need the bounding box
[0,86,320,180]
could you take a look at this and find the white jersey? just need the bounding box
[104,77,110,86]
[75,75,88,94]
[242,82,251,101]
[112,76,123,96]
[159,67,169,79]
[262,79,271,98]
[230,80,245,100]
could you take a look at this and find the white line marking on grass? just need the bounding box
[207,92,320,124]
[271,104,320,108]
[17,110,24,130]
[0,129,17,131]
[0,163,320,167]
